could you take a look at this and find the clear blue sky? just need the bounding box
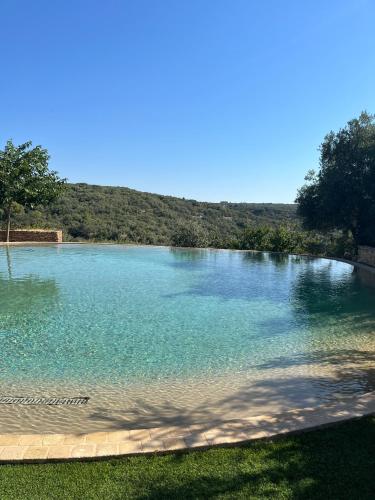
[1,0,375,203]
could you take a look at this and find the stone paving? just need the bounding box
[0,390,374,463]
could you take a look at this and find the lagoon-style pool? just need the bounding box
[0,244,375,434]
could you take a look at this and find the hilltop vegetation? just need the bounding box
[6,183,298,246]
[2,183,355,258]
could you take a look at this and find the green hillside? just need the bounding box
[8,183,298,245]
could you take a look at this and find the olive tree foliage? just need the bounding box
[238,225,304,253]
[0,140,66,242]
[296,112,375,247]
[171,222,208,247]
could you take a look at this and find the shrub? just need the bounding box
[171,222,207,248]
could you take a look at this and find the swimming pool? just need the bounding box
[1,244,374,433]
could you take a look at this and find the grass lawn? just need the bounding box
[0,416,374,499]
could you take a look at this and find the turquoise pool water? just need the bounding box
[1,244,375,432]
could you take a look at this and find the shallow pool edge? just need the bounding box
[0,389,374,463]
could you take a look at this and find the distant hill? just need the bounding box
[9,183,298,245]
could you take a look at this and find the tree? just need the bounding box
[238,225,306,253]
[171,222,207,247]
[238,225,272,251]
[0,140,66,242]
[296,112,375,248]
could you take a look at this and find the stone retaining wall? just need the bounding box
[358,246,375,267]
[0,229,62,243]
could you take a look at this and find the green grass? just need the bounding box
[1,416,375,499]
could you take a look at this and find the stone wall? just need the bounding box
[358,246,375,267]
[0,229,62,243]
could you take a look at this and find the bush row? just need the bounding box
[171,222,356,259]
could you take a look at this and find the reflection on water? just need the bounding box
[291,260,375,328]
[0,247,59,314]
[242,251,290,266]
[169,247,207,261]
[0,276,59,316]
[5,245,12,278]
[166,251,295,301]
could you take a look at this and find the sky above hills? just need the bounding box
[1,0,375,203]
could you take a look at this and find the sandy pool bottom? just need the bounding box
[0,349,374,435]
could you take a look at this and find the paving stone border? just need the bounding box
[0,390,374,463]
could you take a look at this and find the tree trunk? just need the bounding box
[350,225,360,256]
[6,205,11,243]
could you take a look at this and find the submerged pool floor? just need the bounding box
[0,244,375,434]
